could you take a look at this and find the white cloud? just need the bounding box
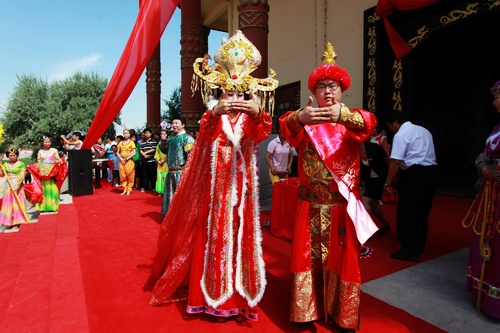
[48,53,102,81]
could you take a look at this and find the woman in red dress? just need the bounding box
[144,30,278,322]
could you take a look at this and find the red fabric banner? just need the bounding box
[376,0,441,59]
[25,156,69,203]
[82,0,179,149]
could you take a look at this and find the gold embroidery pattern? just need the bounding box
[299,181,344,206]
[440,3,479,25]
[392,58,404,84]
[302,140,360,192]
[310,204,332,265]
[323,155,360,193]
[408,25,430,48]
[285,109,304,134]
[324,270,361,329]
[367,12,380,23]
[338,106,365,130]
[489,0,500,10]
[462,181,500,237]
[303,141,331,180]
[204,138,234,303]
[290,271,318,322]
[290,203,333,322]
[309,204,331,318]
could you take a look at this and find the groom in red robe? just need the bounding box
[279,43,377,332]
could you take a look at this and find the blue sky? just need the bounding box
[0,1,226,133]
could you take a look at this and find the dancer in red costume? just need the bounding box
[144,30,278,322]
[279,43,377,332]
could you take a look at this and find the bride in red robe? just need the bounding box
[144,30,278,322]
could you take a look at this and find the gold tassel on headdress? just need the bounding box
[321,42,337,64]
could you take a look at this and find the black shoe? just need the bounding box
[390,251,419,262]
[377,225,390,235]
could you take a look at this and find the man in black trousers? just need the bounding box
[139,128,157,193]
[384,111,439,261]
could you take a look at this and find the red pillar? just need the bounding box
[145,44,161,132]
[138,0,162,133]
[180,0,207,130]
[238,0,270,79]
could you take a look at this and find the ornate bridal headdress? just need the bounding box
[191,30,279,114]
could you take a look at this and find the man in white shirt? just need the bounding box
[384,111,438,262]
[265,133,293,183]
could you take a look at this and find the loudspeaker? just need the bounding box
[68,149,93,197]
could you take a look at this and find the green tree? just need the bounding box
[161,86,182,126]
[2,72,118,153]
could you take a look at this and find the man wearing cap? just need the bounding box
[279,43,377,332]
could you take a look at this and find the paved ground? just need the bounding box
[362,249,500,332]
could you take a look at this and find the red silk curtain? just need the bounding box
[82,0,180,149]
[376,0,441,60]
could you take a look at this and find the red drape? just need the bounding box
[82,0,180,149]
[25,156,69,203]
[376,0,441,60]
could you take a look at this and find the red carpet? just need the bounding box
[360,196,472,282]
[0,203,88,332]
[0,187,471,332]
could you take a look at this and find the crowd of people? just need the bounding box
[0,137,68,234]
[97,124,195,202]
[1,29,499,330]
[0,124,199,233]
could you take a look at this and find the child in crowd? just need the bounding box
[111,144,120,187]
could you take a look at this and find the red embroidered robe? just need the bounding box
[279,108,376,329]
[146,110,271,320]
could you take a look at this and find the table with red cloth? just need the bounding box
[270,177,300,240]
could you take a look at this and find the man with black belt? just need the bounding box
[385,111,438,262]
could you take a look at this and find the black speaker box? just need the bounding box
[68,149,93,197]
